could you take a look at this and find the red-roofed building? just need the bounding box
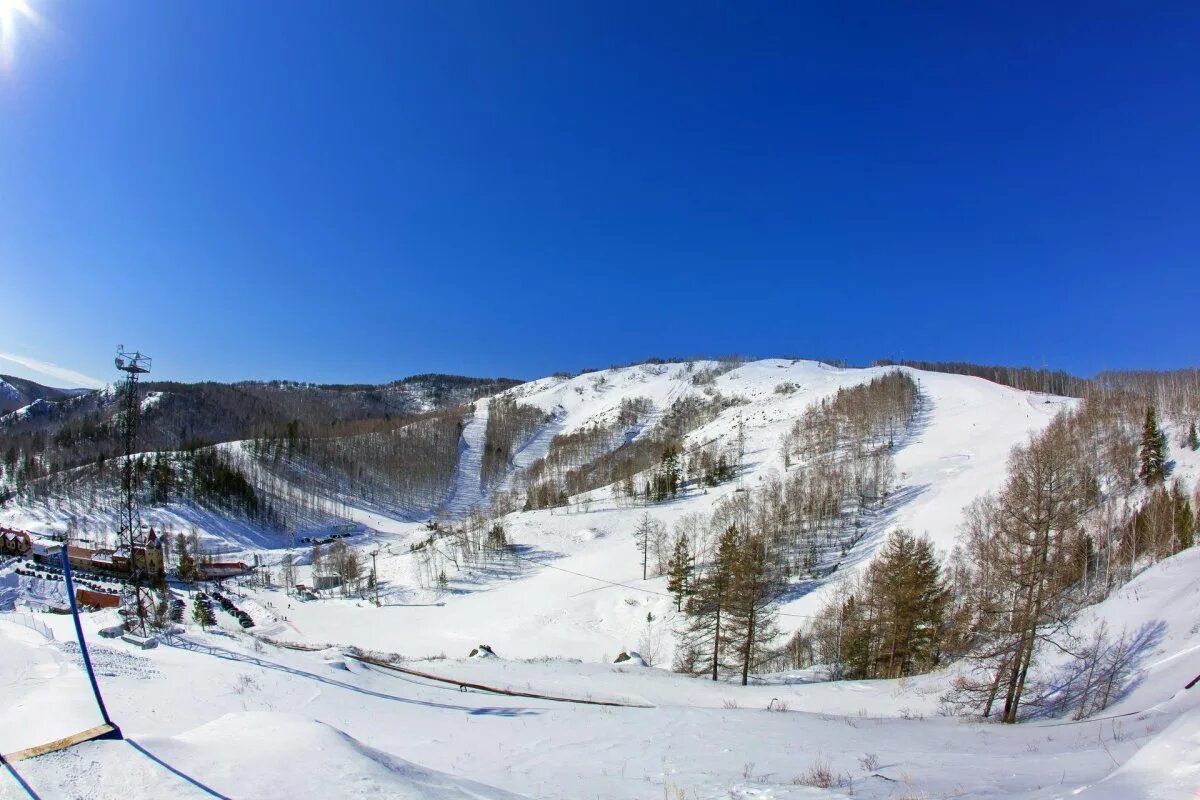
[65,528,164,578]
[75,588,121,609]
[1,527,32,557]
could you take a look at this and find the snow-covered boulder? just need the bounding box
[468,644,497,659]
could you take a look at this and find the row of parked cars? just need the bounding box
[13,560,119,595]
[211,590,255,629]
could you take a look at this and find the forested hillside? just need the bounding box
[0,373,90,414]
[0,373,518,496]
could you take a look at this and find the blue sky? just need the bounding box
[1,2,1197,388]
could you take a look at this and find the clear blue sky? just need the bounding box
[1,2,1197,388]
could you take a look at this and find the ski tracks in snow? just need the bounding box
[440,399,491,518]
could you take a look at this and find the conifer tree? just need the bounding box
[176,532,196,583]
[862,529,948,678]
[674,525,739,680]
[724,533,780,685]
[1186,422,1199,452]
[192,597,211,629]
[1139,406,1168,485]
[153,591,170,630]
[666,531,693,611]
[653,445,682,501]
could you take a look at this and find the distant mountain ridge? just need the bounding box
[0,372,520,471]
[0,374,91,415]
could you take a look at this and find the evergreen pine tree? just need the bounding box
[1139,406,1169,485]
[666,531,692,611]
[153,590,170,630]
[662,445,682,498]
[176,532,195,583]
[1186,422,1199,452]
[840,529,948,680]
[838,593,873,680]
[674,525,739,680]
[192,597,211,629]
[724,533,780,685]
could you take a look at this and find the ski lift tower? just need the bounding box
[114,346,153,635]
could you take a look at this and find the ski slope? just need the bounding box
[242,360,1069,662]
[1,360,1073,662]
[440,398,491,518]
[3,359,1199,799]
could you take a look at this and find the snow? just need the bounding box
[138,712,528,799]
[1077,703,1200,799]
[1,359,1197,798]
[440,398,491,517]
[0,398,47,423]
[1,544,1199,798]
[139,391,164,412]
[0,620,100,756]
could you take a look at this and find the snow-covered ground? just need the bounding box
[440,398,492,518]
[2,545,1199,798]
[1,359,1197,798]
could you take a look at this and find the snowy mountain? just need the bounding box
[0,374,91,415]
[1,358,1198,799]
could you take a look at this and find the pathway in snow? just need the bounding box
[440,399,490,518]
[510,410,565,472]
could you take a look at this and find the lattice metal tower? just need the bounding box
[114,345,153,635]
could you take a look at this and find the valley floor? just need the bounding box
[2,545,1199,799]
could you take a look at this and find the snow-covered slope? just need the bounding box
[3,545,1199,799]
[0,373,90,415]
[1,358,1198,799]
[440,398,491,517]
[1,359,1071,661]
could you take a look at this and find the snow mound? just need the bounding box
[468,644,498,659]
[141,711,526,799]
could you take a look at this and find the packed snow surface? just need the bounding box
[2,548,1198,799]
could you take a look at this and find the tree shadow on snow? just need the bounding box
[773,483,932,605]
[1022,619,1166,721]
[445,543,567,593]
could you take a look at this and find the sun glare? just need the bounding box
[0,0,39,73]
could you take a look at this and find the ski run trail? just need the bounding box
[440,398,491,519]
[2,358,1199,799]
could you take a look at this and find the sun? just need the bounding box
[0,0,40,73]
